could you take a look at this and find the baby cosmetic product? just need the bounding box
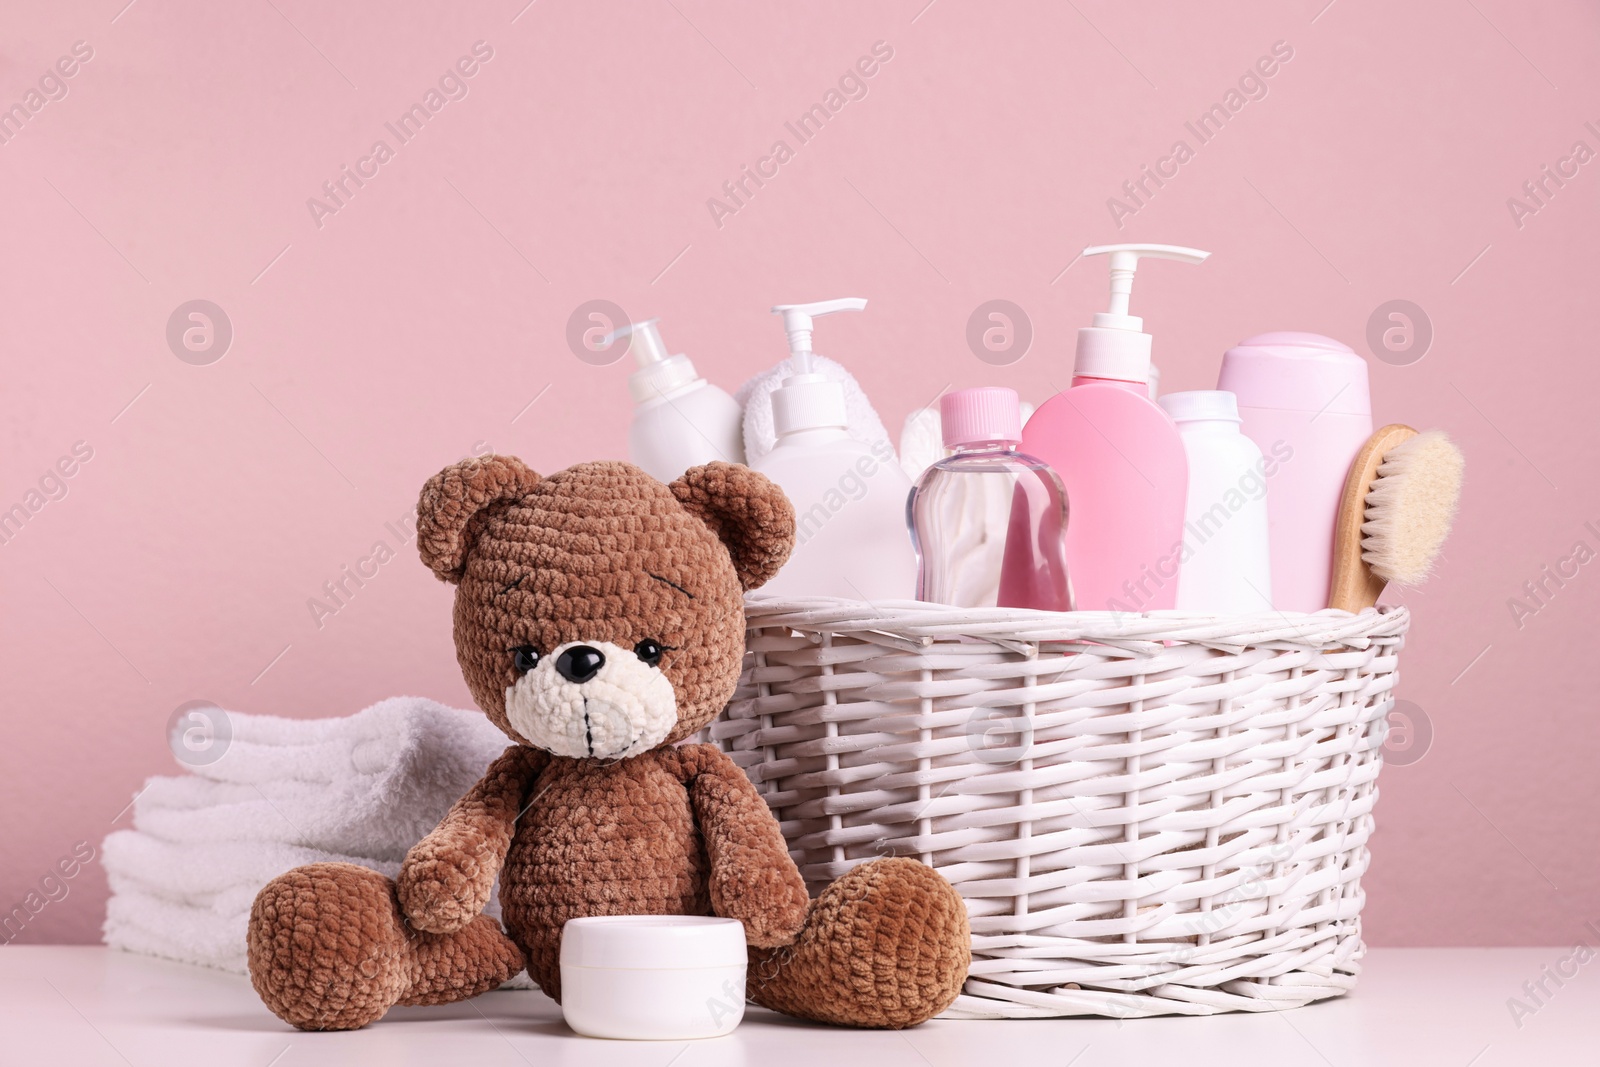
[606,317,746,484]
[560,916,747,1040]
[1328,425,1463,612]
[1159,391,1273,613]
[751,299,916,601]
[1021,243,1207,612]
[1217,332,1372,612]
[910,387,1072,610]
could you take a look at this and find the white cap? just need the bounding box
[602,318,702,404]
[1160,389,1241,424]
[560,915,746,970]
[769,299,866,435]
[1076,244,1209,383]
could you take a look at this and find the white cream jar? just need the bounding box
[559,915,748,1040]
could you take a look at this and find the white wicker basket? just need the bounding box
[714,596,1409,1019]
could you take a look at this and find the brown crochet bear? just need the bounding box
[247,458,969,1031]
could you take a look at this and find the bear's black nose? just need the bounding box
[555,645,606,684]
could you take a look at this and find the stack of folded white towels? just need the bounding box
[102,696,513,975]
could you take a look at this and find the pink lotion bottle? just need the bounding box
[1216,332,1372,612]
[1020,244,1209,612]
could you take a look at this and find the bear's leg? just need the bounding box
[746,857,969,1029]
[247,862,524,1031]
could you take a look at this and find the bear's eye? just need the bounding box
[511,646,541,675]
[633,639,665,667]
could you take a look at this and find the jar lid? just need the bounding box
[560,915,747,971]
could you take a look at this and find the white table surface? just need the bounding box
[0,947,1591,1065]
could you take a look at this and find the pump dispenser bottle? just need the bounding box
[751,299,916,601]
[605,317,745,484]
[1021,243,1207,612]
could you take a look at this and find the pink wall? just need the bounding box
[3,0,1596,946]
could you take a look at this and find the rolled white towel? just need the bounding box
[736,354,896,465]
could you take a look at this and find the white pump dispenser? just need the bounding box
[603,317,745,484]
[752,298,916,601]
[610,318,696,404]
[768,299,865,435]
[1075,244,1210,383]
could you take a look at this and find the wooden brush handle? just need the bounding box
[1328,423,1417,612]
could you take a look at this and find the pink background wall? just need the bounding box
[3,0,1596,946]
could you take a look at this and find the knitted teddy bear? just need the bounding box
[247,457,970,1031]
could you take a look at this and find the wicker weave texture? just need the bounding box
[713,598,1410,1018]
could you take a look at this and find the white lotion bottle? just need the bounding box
[1159,391,1273,613]
[752,299,916,601]
[607,318,745,484]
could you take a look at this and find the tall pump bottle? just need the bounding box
[605,317,745,484]
[1020,244,1207,612]
[750,299,916,601]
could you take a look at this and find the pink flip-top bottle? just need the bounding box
[1217,332,1372,612]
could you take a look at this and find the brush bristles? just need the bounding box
[1361,430,1464,585]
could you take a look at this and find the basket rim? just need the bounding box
[742,595,1408,651]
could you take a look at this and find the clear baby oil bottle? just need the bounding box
[907,387,1073,610]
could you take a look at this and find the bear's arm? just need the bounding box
[396,743,547,935]
[676,744,810,948]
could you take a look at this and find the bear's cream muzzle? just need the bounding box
[504,641,678,760]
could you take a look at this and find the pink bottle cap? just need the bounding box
[1217,332,1372,416]
[941,387,1021,447]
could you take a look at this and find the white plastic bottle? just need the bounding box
[606,318,745,484]
[1159,390,1273,613]
[751,299,916,601]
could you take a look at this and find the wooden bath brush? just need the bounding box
[1328,424,1464,612]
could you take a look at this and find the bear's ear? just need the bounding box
[670,462,795,591]
[417,455,541,584]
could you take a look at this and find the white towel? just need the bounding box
[101,696,528,982]
[139,696,510,860]
[102,843,404,973]
[101,842,514,975]
[736,353,896,464]
[103,834,403,911]
[899,405,946,482]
